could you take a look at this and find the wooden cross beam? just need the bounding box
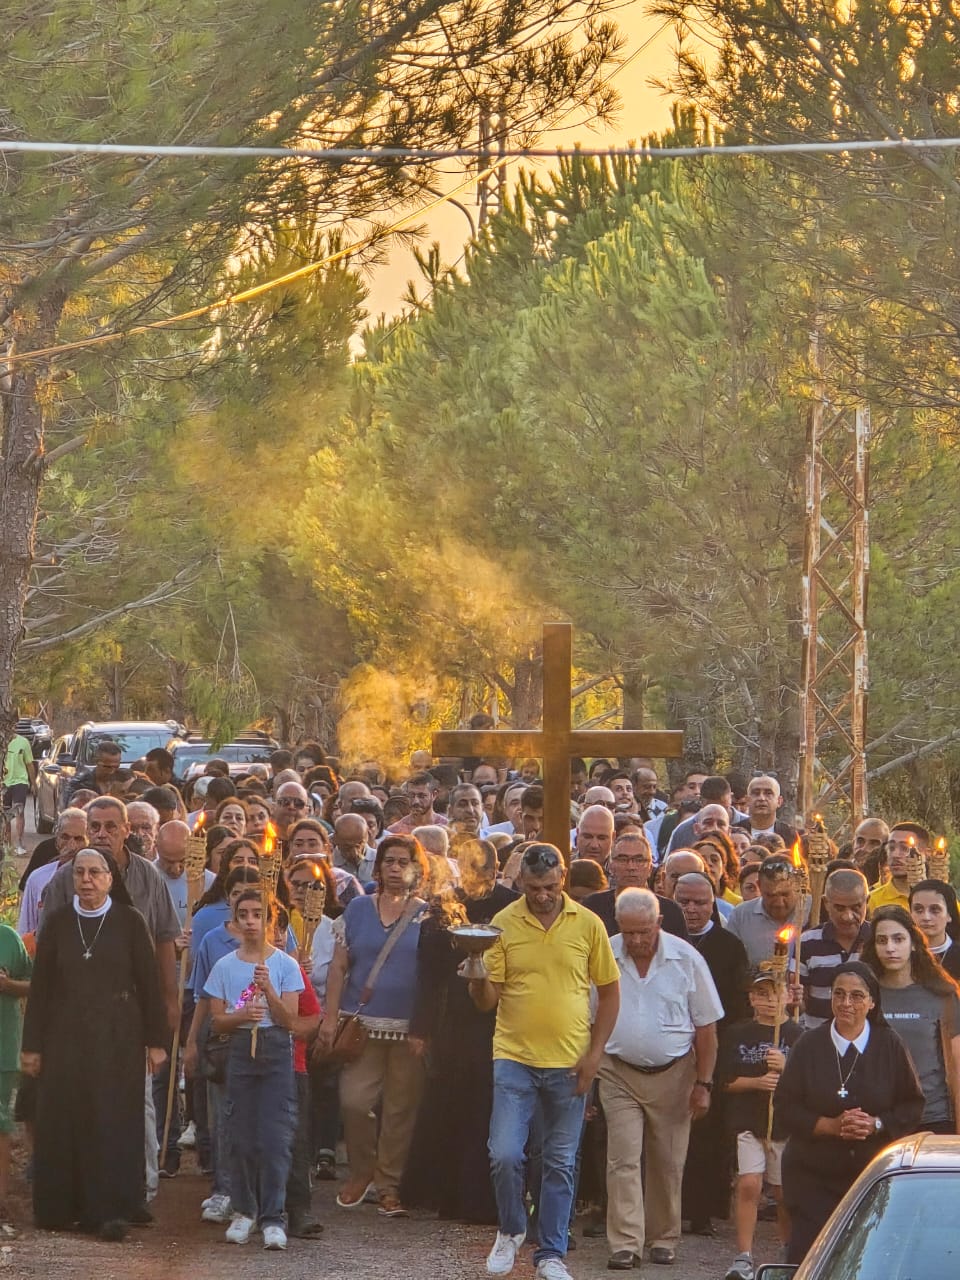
[433,623,684,860]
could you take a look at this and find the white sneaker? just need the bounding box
[263,1225,287,1251]
[535,1260,573,1280]
[486,1231,526,1275]
[225,1214,255,1244]
[725,1256,755,1280]
[201,1194,232,1222]
[178,1121,197,1148]
[16,846,26,857]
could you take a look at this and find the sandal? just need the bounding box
[336,1180,374,1208]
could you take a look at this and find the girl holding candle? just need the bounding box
[204,889,304,1249]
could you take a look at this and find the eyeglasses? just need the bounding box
[832,990,869,1004]
[521,845,561,873]
[277,797,307,808]
[611,855,651,866]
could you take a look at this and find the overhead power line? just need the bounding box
[2,135,960,163]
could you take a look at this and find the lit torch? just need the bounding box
[161,815,208,1162]
[930,837,950,884]
[766,926,792,1138]
[251,821,280,1057]
[906,834,925,888]
[300,863,327,967]
[790,840,807,1022]
[806,816,831,928]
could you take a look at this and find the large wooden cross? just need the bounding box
[433,623,684,859]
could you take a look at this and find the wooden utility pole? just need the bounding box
[798,327,871,823]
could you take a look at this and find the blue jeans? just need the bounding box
[489,1059,586,1264]
[225,1028,297,1227]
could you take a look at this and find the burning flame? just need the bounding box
[192,811,206,834]
[778,926,794,943]
[813,813,822,825]
[791,839,803,869]
[907,835,916,850]
[311,861,323,880]
[937,837,947,853]
[263,821,278,856]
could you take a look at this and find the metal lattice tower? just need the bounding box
[798,329,871,823]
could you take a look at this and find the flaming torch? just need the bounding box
[790,840,807,1021]
[906,834,925,888]
[930,837,950,884]
[251,821,280,1057]
[765,926,792,1139]
[807,815,831,928]
[299,863,327,968]
[160,814,208,1163]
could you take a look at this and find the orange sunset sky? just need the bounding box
[365,8,680,319]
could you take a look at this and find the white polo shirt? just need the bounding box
[604,930,724,1068]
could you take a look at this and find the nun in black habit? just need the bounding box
[774,960,923,1264]
[21,848,168,1240]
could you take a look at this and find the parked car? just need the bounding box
[34,719,184,832]
[15,717,53,760]
[34,733,72,834]
[166,731,279,783]
[757,1132,960,1280]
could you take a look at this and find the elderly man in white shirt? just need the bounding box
[598,888,723,1270]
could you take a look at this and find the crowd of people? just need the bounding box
[0,731,958,1279]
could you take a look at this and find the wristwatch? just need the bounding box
[695,1080,714,1092]
[874,1116,883,1132]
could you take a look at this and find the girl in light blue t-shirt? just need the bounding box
[204,889,304,1250]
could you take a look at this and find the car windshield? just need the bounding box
[823,1171,960,1277]
[172,744,273,770]
[81,731,171,764]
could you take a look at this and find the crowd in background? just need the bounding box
[1,728,958,1279]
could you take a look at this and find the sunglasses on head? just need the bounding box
[521,845,561,873]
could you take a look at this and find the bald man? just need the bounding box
[574,804,616,870]
[734,776,797,846]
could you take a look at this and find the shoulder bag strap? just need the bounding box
[357,897,423,1008]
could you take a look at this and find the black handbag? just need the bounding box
[197,1016,230,1084]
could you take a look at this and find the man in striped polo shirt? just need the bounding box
[797,869,869,1027]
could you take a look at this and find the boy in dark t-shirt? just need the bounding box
[719,972,804,1280]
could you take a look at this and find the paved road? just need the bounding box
[3,1160,781,1280]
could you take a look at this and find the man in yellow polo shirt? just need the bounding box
[868,823,929,914]
[464,843,620,1280]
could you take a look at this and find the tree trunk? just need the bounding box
[0,298,65,749]
[509,649,543,729]
[621,670,647,731]
[664,686,715,785]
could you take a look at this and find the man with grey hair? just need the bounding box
[574,804,616,870]
[274,778,311,838]
[798,868,869,1027]
[332,812,376,882]
[600,887,723,1270]
[127,799,161,859]
[17,807,88,935]
[734,775,797,846]
[413,823,460,889]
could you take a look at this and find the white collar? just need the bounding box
[750,826,776,837]
[689,921,714,938]
[73,894,112,919]
[830,1019,870,1056]
[931,938,952,956]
